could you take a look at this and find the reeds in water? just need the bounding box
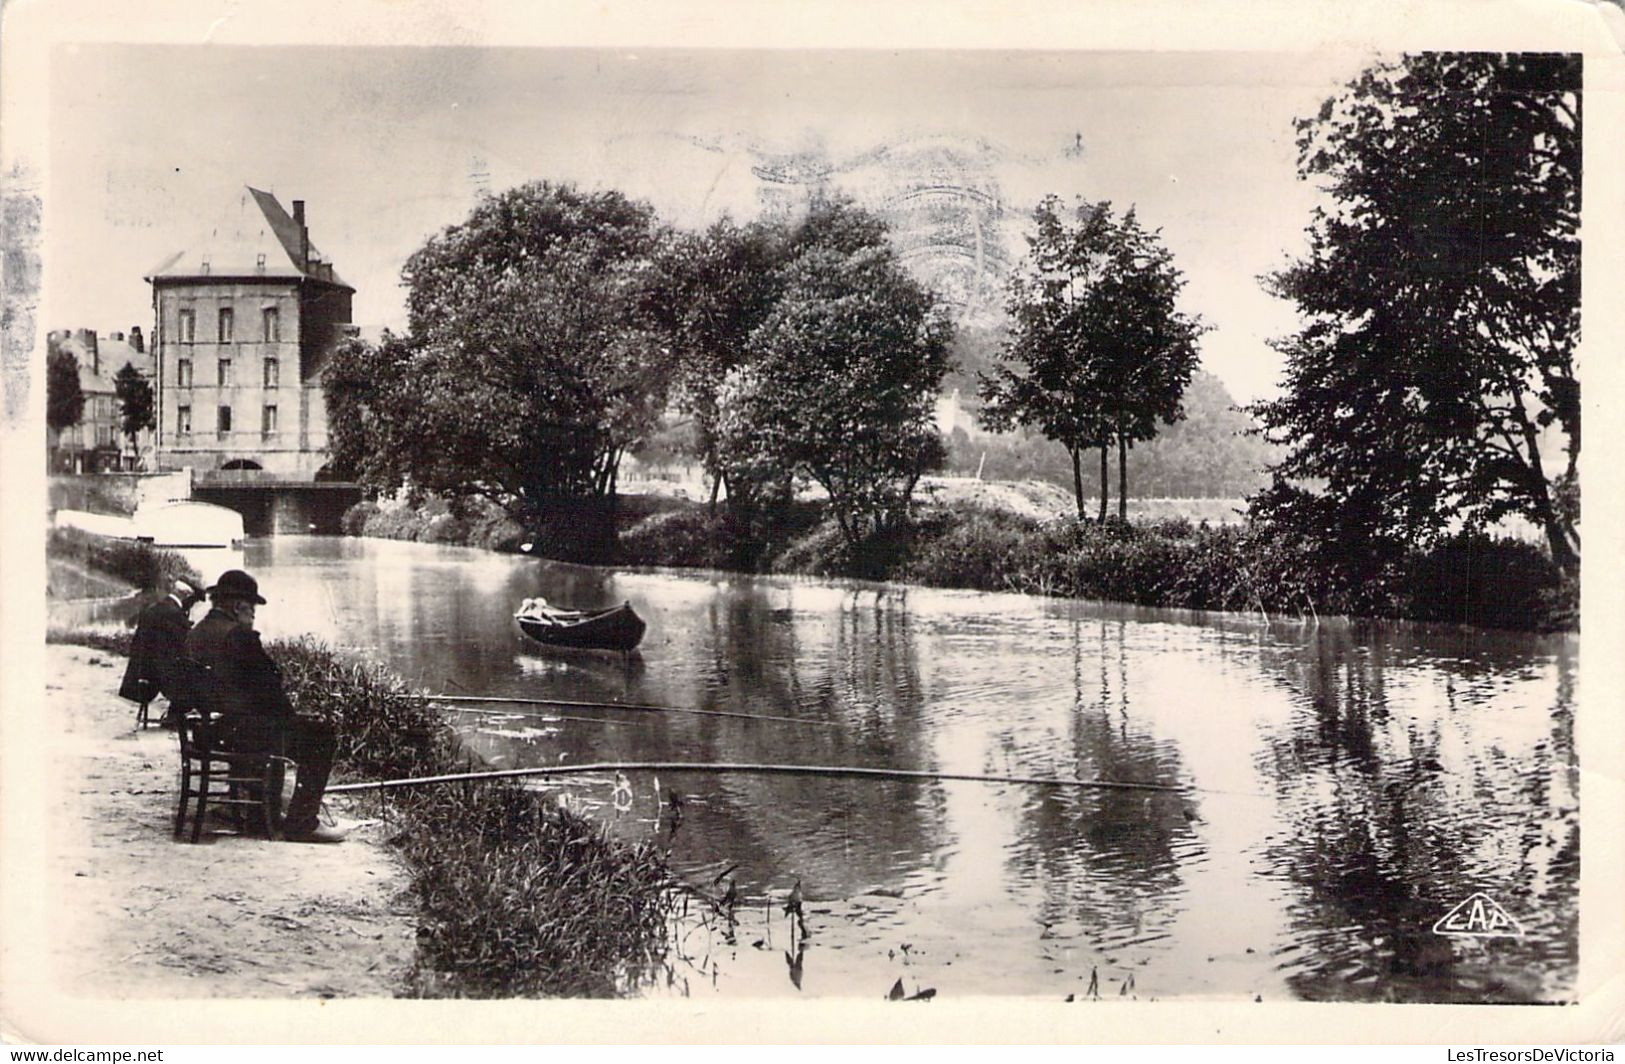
[269,638,679,997]
[391,780,675,997]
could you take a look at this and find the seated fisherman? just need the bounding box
[119,577,204,722]
[185,569,345,844]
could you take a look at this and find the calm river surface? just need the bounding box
[237,536,1576,1003]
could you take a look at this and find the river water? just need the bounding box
[227,536,1575,1003]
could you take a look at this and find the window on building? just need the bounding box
[218,358,233,387]
[96,424,116,448]
[177,359,193,388]
[218,307,234,343]
[264,357,279,388]
[218,406,232,437]
[178,309,196,343]
[262,307,280,343]
[262,405,278,435]
[177,405,192,434]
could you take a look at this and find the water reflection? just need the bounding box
[1253,625,1578,1002]
[240,537,1578,1001]
[1010,620,1197,968]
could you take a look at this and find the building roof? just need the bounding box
[145,186,353,290]
[49,334,150,396]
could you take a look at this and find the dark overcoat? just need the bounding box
[184,607,296,748]
[118,595,192,704]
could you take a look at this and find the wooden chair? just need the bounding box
[173,712,296,842]
[169,660,296,843]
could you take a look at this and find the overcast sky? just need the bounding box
[47,45,1380,403]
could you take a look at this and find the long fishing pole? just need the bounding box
[411,692,837,729]
[448,706,643,728]
[327,760,1195,795]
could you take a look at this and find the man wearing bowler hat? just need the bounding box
[186,569,344,844]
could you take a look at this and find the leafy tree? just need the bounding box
[113,361,154,458]
[47,344,84,448]
[326,182,678,545]
[946,369,1277,500]
[1253,53,1580,576]
[665,197,898,513]
[323,332,417,488]
[718,242,953,548]
[663,217,787,509]
[939,321,1008,415]
[980,196,1204,521]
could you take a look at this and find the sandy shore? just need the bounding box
[39,643,418,999]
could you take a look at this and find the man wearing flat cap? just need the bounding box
[120,577,205,721]
[186,569,344,844]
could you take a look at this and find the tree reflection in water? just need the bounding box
[1253,624,1577,1002]
[1008,618,1197,956]
[246,539,1579,1000]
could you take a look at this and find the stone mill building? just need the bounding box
[145,187,355,478]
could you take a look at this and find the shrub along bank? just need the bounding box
[618,504,1576,633]
[271,637,676,998]
[340,494,689,560]
[340,495,1575,633]
[47,526,201,593]
[340,497,529,552]
[51,627,677,997]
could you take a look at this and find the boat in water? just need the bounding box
[514,598,646,653]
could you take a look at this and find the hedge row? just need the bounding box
[619,505,1576,633]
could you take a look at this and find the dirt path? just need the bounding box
[39,644,418,1000]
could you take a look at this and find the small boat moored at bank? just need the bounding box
[514,598,646,653]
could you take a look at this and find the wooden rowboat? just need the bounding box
[514,600,646,653]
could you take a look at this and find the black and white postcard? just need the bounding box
[3,0,1621,1046]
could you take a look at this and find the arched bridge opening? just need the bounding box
[190,470,361,536]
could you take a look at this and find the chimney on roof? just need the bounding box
[76,328,100,375]
[293,200,309,270]
[130,326,144,354]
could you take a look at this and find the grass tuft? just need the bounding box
[272,637,679,996]
[390,782,674,997]
[47,625,134,656]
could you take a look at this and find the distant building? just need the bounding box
[145,187,355,478]
[47,327,153,473]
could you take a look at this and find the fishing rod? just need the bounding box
[446,706,643,728]
[411,692,838,729]
[327,760,1196,795]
